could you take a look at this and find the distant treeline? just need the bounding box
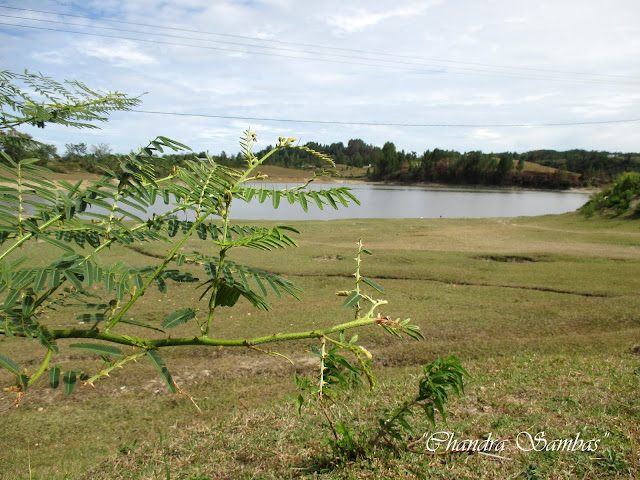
[2,131,639,189]
[244,140,640,189]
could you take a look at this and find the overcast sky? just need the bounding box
[1,0,639,156]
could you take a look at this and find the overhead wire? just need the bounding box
[1,4,638,81]
[2,5,638,130]
[130,109,640,128]
[0,6,638,85]
[1,19,636,87]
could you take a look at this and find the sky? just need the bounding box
[1,0,639,157]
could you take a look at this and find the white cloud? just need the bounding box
[326,2,439,34]
[31,50,68,65]
[75,40,155,67]
[471,128,502,141]
[2,0,639,155]
[568,94,640,118]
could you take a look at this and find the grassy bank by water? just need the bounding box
[1,213,639,479]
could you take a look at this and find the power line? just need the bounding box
[0,13,452,72]
[4,12,617,85]
[1,4,638,83]
[130,109,640,128]
[1,20,636,87]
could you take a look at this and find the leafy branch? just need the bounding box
[1,69,141,133]
[0,114,382,401]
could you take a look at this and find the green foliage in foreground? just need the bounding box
[0,125,425,398]
[581,172,640,217]
[0,69,141,131]
[1,70,458,451]
[0,69,474,477]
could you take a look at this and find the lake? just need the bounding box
[144,183,592,220]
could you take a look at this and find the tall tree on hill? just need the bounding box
[496,153,514,184]
[372,141,399,178]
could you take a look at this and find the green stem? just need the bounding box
[232,142,287,189]
[42,312,383,349]
[196,168,216,220]
[29,204,186,315]
[85,351,147,386]
[355,238,363,319]
[204,239,228,337]
[319,335,327,400]
[104,191,120,239]
[370,399,418,449]
[27,348,53,386]
[0,213,63,262]
[17,162,24,237]
[200,141,299,335]
[105,206,217,332]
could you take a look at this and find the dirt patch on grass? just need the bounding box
[313,254,345,261]
[475,254,538,263]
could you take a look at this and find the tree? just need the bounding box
[496,153,514,184]
[371,141,399,179]
[0,130,57,164]
[64,142,88,158]
[90,143,112,159]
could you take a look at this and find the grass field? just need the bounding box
[1,213,639,479]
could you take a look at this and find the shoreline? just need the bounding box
[33,171,598,194]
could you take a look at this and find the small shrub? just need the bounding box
[581,172,640,217]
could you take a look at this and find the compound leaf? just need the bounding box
[146,350,176,393]
[162,308,196,329]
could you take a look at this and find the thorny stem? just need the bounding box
[232,142,286,188]
[84,351,147,386]
[174,382,202,413]
[17,162,24,237]
[196,167,216,220]
[247,345,294,365]
[1,307,386,348]
[204,224,229,337]
[319,401,339,441]
[354,238,363,319]
[318,335,327,401]
[104,191,120,239]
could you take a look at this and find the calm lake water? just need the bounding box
[143,183,592,221]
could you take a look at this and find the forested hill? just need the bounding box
[247,140,640,189]
[2,131,639,189]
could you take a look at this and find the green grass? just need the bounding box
[1,213,639,479]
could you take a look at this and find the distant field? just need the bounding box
[234,163,369,182]
[521,160,571,174]
[1,211,639,479]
